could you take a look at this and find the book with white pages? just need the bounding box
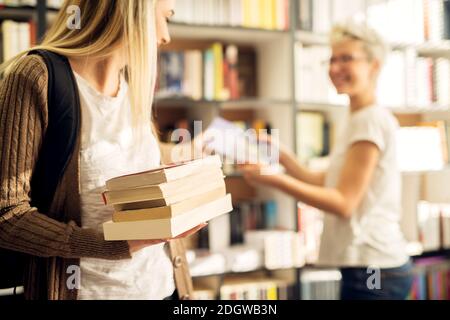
[112,186,226,222]
[105,155,222,191]
[103,194,233,240]
[102,167,225,206]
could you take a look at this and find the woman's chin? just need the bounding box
[335,88,351,95]
[335,83,358,95]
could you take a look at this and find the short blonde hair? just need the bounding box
[330,20,390,66]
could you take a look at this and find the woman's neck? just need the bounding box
[69,52,124,97]
[349,91,376,114]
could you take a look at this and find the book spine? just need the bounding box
[212,42,225,100]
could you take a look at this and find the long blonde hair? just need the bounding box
[0,0,158,130]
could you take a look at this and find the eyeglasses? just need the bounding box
[324,54,369,66]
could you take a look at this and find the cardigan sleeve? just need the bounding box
[0,55,131,260]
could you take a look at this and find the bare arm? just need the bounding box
[243,141,380,219]
[258,133,325,186]
[280,149,326,186]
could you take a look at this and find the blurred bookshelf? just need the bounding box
[295,0,450,301]
[3,0,450,301]
[0,0,61,46]
[155,97,292,110]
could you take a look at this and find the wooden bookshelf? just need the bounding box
[0,0,54,40]
[155,97,292,109]
[169,23,289,43]
[297,101,450,119]
[295,0,450,301]
[297,29,450,58]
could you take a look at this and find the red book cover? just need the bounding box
[423,0,430,41]
[284,0,290,31]
[225,45,240,100]
[29,20,37,46]
[223,59,230,98]
[447,270,450,299]
[101,192,108,205]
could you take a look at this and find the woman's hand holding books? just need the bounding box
[127,223,208,254]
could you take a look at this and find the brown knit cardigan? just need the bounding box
[0,55,193,300]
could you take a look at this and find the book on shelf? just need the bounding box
[244,230,306,270]
[0,0,64,9]
[203,47,214,100]
[183,50,203,100]
[446,0,450,39]
[298,0,448,43]
[1,19,35,63]
[187,249,228,277]
[300,268,342,300]
[294,43,348,106]
[0,0,35,7]
[417,201,441,252]
[401,169,450,253]
[196,198,280,250]
[401,173,423,250]
[296,111,331,165]
[223,45,240,100]
[220,276,296,300]
[193,286,217,300]
[172,0,289,31]
[295,42,450,108]
[187,245,265,277]
[297,0,313,31]
[298,0,366,34]
[378,50,450,108]
[297,203,323,264]
[208,212,231,252]
[102,156,233,241]
[296,1,450,109]
[410,257,450,300]
[157,44,256,102]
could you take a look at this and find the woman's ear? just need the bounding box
[371,58,381,80]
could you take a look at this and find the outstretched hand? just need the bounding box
[238,163,284,188]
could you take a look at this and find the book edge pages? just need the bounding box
[103,194,233,240]
[104,167,224,205]
[105,155,222,190]
[112,186,227,222]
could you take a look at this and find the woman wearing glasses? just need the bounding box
[241,21,413,300]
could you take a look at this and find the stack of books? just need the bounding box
[102,155,233,240]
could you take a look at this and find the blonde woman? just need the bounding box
[0,0,203,300]
[242,22,413,300]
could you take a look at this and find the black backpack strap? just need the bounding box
[29,50,81,215]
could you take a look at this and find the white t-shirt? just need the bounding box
[75,72,175,300]
[317,105,409,269]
